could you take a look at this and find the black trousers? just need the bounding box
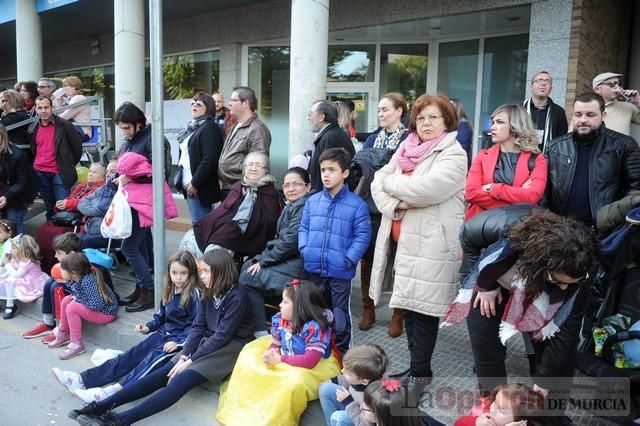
[405,310,440,378]
[466,287,511,395]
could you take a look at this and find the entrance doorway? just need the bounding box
[327,84,378,134]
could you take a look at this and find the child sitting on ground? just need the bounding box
[217,279,342,425]
[47,252,118,360]
[0,234,49,319]
[454,383,545,426]
[51,250,200,402]
[362,378,445,426]
[299,147,371,355]
[0,219,17,272]
[319,343,389,426]
[23,233,115,340]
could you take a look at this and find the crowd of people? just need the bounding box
[0,69,638,426]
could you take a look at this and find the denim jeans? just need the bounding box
[81,233,111,250]
[186,196,212,225]
[37,171,71,220]
[308,274,352,355]
[121,209,153,290]
[2,207,26,234]
[319,382,353,426]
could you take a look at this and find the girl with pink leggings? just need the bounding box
[48,252,118,360]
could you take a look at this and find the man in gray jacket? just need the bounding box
[218,86,271,197]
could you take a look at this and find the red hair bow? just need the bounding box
[291,279,300,287]
[382,379,402,392]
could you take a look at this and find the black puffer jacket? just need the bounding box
[238,193,310,293]
[544,126,640,223]
[118,125,172,180]
[0,143,40,208]
[459,203,543,281]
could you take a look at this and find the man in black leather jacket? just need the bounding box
[545,92,640,227]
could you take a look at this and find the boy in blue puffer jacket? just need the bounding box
[299,147,371,355]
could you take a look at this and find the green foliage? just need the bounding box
[163,54,196,100]
[385,55,427,102]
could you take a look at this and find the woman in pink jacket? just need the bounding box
[117,151,177,313]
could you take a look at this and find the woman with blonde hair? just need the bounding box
[464,103,547,221]
[0,89,31,161]
[59,76,91,141]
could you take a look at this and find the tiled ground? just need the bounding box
[20,206,625,425]
[349,285,621,425]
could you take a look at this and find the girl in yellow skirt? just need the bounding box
[217,279,341,426]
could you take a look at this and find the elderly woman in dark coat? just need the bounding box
[239,167,311,336]
[193,151,280,257]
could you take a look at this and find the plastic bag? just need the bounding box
[91,348,124,366]
[100,186,132,239]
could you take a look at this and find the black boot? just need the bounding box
[125,288,154,312]
[68,401,104,420]
[118,286,140,306]
[3,304,17,319]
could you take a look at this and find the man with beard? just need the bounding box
[544,92,640,226]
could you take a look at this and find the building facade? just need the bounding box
[0,0,637,177]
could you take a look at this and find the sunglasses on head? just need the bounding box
[190,100,205,107]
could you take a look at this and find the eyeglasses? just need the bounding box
[245,162,266,169]
[229,98,242,103]
[190,100,205,107]
[37,85,51,89]
[533,79,552,85]
[600,81,621,88]
[416,115,443,124]
[546,271,590,287]
[282,182,306,190]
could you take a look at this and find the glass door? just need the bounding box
[326,84,378,133]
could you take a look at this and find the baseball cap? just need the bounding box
[592,72,623,89]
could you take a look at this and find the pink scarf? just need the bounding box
[395,131,448,172]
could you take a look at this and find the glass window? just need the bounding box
[248,47,291,179]
[437,40,479,124]
[48,66,115,116]
[380,44,428,103]
[145,50,220,101]
[327,45,375,82]
[479,34,529,132]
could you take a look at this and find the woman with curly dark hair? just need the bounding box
[442,211,599,399]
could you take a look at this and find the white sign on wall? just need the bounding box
[145,99,191,165]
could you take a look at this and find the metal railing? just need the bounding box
[3,96,112,165]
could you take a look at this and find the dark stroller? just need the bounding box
[577,208,640,424]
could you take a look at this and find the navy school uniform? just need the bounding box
[80,288,199,388]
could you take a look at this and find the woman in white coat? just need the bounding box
[369,94,467,384]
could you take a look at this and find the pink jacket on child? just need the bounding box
[116,152,178,228]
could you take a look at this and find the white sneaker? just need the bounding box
[74,386,109,403]
[51,367,84,393]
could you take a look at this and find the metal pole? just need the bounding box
[149,0,165,310]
